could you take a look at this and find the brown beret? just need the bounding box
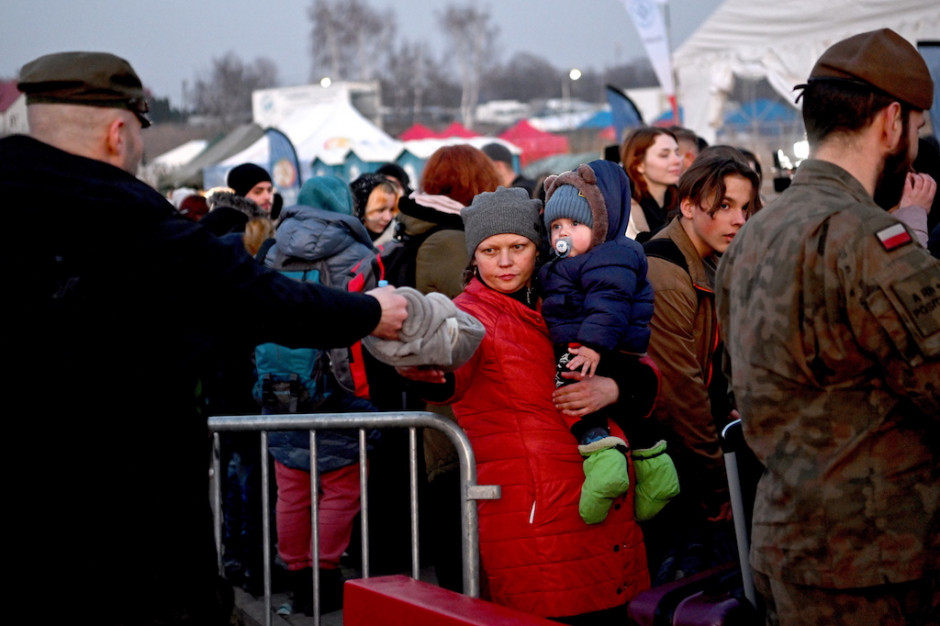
[18,51,151,127]
[809,28,933,110]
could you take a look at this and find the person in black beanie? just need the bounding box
[227,162,275,215]
[481,142,537,198]
[376,162,413,196]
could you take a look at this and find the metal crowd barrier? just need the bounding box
[208,411,501,626]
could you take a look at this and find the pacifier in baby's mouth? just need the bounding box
[554,236,572,257]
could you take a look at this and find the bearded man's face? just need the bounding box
[874,109,923,210]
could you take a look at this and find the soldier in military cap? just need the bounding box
[2,52,407,625]
[716,29,939,624]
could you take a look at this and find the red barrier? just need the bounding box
[344,575,557,626]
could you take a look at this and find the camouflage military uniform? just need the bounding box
[715,159,940,591]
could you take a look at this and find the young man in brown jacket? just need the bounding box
[642,147,761,584]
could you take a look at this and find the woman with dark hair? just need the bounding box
[399,187,650,624]
[621,127,682,242]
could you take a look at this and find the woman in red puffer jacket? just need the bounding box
[400,186,649,623]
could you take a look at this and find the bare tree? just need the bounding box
[383,40,427,124]
[437,3,499,129]
[483,52,563,102]
[308,0,396,82]
[380,39,464,130]
[191,53,278,127]
[309,0,344,79]
[604,59,660,90]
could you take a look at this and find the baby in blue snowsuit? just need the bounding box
[537,159,655,446]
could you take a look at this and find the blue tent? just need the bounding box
[578,109,613,129]
[652,106,685,127]
[724,98,798,126]
[395,147,429,185]
[310,157,343,180]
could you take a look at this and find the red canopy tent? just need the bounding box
[398,123,439,141]
[498,120,570,168]
[438,121,479,138]
[596,127,617,143]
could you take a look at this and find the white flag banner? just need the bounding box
[622,0,676,97]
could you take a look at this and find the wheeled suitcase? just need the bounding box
[626,419,764,625]
[671,564,758,625]
[626,562,738,626]
[719,419,762,610]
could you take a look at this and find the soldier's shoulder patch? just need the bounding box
[891,266,940,339]
[875,224,912,251]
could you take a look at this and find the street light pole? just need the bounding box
[563,68,581,114]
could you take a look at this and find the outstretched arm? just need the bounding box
[365,285,408,339]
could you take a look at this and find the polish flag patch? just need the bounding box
[876,224,912,251]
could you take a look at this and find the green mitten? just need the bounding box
[578,437,630,524]
[631,440,681,521]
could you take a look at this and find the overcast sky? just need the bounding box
[2,0,723,106]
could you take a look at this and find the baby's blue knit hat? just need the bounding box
[543,185,593,229]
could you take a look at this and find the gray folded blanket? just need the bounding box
[362,287,485,371]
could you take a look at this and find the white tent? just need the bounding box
[142,139,209,190]
[220,100,403,179]
[151,139,209,168]
[673,0,940,143]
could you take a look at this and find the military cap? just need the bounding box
[18,51,151,127]
[808,28,933,110]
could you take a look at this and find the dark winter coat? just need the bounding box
[537,161,654,353]
[262,202,380,472]
[395,193,467,299]
[3,134,381,624]
[263,203,375,288]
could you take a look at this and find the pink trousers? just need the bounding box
[274,460,361,571]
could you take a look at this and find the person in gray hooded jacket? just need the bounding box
[259,175,379,616]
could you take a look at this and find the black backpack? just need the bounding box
[253,260,332,413]
[346,224,457,292]
[642,237,690,274]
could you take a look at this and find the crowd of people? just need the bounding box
[7,26,938,626]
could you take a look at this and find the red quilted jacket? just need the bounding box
[448,278,650,618]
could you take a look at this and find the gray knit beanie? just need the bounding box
[462,186,544,257]
[543,185,593,229]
